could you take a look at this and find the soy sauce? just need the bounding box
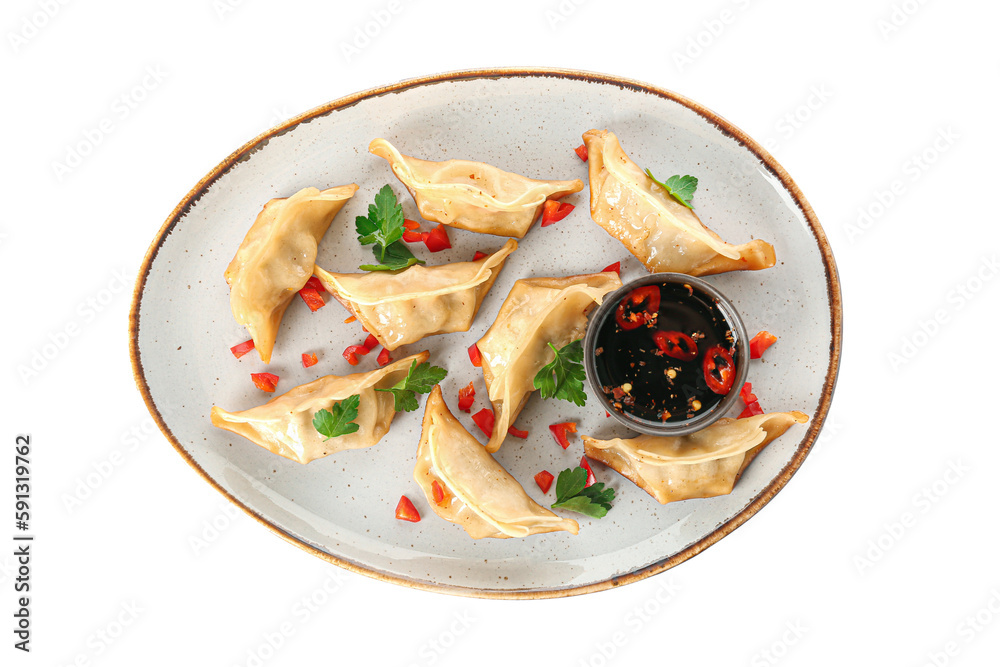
[593,281,737,424]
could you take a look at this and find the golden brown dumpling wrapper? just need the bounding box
[369,138,583,238]
[414,386,579,539]
[314,240,516,351]
[226,184,358,363]
[476,272,622,453]
[582,411,808,504]
[210,351,428,464]
[582,129,775,276]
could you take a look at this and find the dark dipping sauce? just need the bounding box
[593,281,738,424]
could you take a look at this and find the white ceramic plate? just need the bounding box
[130,68,841,598]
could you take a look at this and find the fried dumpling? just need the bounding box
[582,129,775,276]
[414,386,579,539]
[476,272,622,453]
[369,138,583,238]
[211,351,428,464]
[314,240,517,351]
[582,411,808,504]
[226,184,359,362]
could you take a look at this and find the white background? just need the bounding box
[3,0,999,665]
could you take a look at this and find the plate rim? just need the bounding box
[128,66,843,599]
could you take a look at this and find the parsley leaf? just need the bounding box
[533,340,587,406]
[312,394,361,440]
[355,185,405,261]
[551,467,615,518]
[358,241,425,272]
[375,360,448,412]
[644,169,698,209]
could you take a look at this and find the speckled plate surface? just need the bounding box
[129,68,841,598]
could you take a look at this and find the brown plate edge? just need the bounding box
[127,66,843,600]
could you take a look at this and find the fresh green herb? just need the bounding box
[551,467,615,518]
[312,394,361,440]
[644,170,698,209]
[355,185,426,271]
[533,340,587,406]
[375,360,448,412]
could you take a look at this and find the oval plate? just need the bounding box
[129,68,841,598]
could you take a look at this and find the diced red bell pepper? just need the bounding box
[394,495,420,522]
[535,470,555,494]
[574,144,588,161]
[749,331,778,359]
[601,262,621,276]
[342,344,370,366]
[402,230,425,243]
[303,276,326,293]
[431,480,449,505]
[344,315,357,324]
[540,200,575,227]
[298,287,326,312]
[423,223,451,252]
[739,382,758,405]
[605,411,611,418]
[472,250,488,261]
[472,408,495,438]
[579,456,597,487]
[457,382,475,413]
[468,343,482,367]
[251,372,279,393]
[363,334,379,351]
[376,347,391,366]
[703,345,736,395]
[507,425,529,439]
[230,339,255,359]
[739,402,764,418]
[301,352,318,368]
[403,219,420,230]
[549,422,577,450]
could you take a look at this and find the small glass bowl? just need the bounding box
[583,272,749,437]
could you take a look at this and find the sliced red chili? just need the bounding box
[507,425,529,439]
[457,382,475,413]
[468,342,482,367]
[653,330,698,361]
[298,287,326,312]
[601,262,621,276]
[534,470,555,494]
[230,339,255,359]
[472,250,488,261]
[342,344,370,366]
[250,372,279,393]
[395,495,420,522]
[301,352,318,368]
[540,200,575,227]
[423,223,451,252]
[579,456,597,487]
[574,144,589,161]
[749,330,778,359]
[703,345,736,395]
[549,422,577,450]
[615,285,660,331]
[431,480,449,505]
[363,334,379,351]
[376,347,391,366]
[472,408,495,437]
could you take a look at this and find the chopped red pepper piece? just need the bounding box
[472,250,488,261]
[230,339,255,359]
[468,342,482,367]
[344,315,357,323]
[431,480,449,505]
[507,425,529,439]
[303,276,326,293]
[342,344,370,366]
[549,422,577,450]
[402,230,424,243]
[250,372,279,393]
[739,402,764,418]
[534,470,555,494]
[615,285,660,330]
[376,347,391,366]
[403,219,420,230]
[653,330,698,361]
[422,223,451,252]
[605,411,611,418]
[601,262,621,276]
[363,334,379,351]
[703,345,736,395]
[540,200,575,227]
[301,352,318,368]
[579,456,597,487]
[472,408,495,437]
[574,144,588,161]
[739,382,758,405]
[298,287,326,312]
[394,495,420,522]
[457,382,475,413]
[749,331,778,359]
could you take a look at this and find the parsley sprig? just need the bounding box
[533,340,587,406]
[645,170,698,209]
[355,185,425,271]
[551,467,615,518]
[312,394,361,440]
[375,359,448,412]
